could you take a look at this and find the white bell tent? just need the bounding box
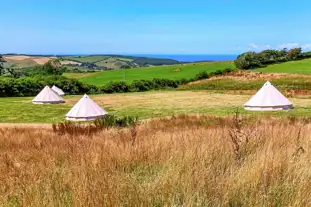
[66,94,108,121]
[244,81,293,111]
[32,86,65,104]
[51,85,65,96]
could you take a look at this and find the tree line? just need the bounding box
[234,48,311,69]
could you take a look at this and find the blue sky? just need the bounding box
[1,0,311,54]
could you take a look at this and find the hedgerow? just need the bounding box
[0,68,235,97]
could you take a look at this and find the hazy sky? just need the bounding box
[1,0,311,54]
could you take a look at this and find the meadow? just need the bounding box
[65,61,234,86]
[63,55,111,63]
[1,115,311,206]
[1,91,311,123]
[255,58,311,74]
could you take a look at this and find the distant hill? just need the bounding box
[64,61,234,86]
[2,54,180,70]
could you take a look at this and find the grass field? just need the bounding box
[180,70,311,92]
[2,115,311,205]
[1,91,311,123]
[64,61,234,86]
[63,55,110,63]
[256,58,311,74]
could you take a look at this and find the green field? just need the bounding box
[64,62,234,86]
[1,91,311,123]
[63,55,111,63]
[256,58,311,74]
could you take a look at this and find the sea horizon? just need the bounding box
[3,53,238,62]
[130,54,238,62]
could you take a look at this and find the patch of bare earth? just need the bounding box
[32,57,53,64]
[0,123,51,129]
[4,55,31,61]
[3,55,57,65]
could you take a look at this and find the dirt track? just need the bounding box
[0,123,52,129]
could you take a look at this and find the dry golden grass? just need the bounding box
[1,115,311,206]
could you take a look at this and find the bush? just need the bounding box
[0,75,98,97]
[102,81,131,93]
[94,115,139,128]
[194,71,209,81]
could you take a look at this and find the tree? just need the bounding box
[7,68,23,78]
[42,59,64,75]
[234,51,262,69]
[287,47,302,60]
[0,55,6,75]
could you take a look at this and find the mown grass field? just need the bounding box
[255,58,311,74]
[1,91,311,123]
[64,61,234,86]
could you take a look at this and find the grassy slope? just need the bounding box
[181,76,311,91]
[64,55,110,63]
[64,62,234,86]
[1,91,311,123]
[95,57,130,69]
[255,58,311,74]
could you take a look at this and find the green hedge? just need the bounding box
[0,68,235,97]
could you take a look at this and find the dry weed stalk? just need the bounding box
[228,109,258,162]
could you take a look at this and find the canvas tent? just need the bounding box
[66,94,108,121]
[244,81,293,111]
[52,85,65,96]
[33,86,65,104]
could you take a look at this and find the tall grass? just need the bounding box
[1,115,311,206]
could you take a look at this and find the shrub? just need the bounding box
[102,81,131,93]
[194,71,209,81]
[0,76,97,97]
[94,115,139,128]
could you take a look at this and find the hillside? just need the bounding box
[61,55,180,70]
[3,55,57,68]
[2,54,180,70]
[64,61,234,86]
[255,58,311,74]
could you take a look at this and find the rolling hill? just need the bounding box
[3,55,57,68]
[2,54,181,70]
[64,61,234,86]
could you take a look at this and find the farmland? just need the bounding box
[65,61,234,86]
